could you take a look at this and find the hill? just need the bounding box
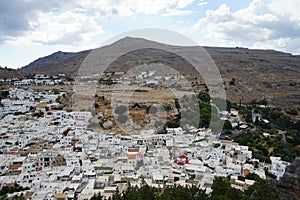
[0,67,23,79]
[20,50,90,75]
[3,37,300,107]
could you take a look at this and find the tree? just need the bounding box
[286,108,298,116]
[158,185,208,200]
[137,184,158,200]
[259,98,268,106]
[53,89,60,95]
[90,192,104,200]
[245,112,252,123]
[174,98,181,111]
[246,181,278,200]
[0,91,9,98]
[223,120,233,130]
[254,116,260,126]
[210,176,232,199]
[198,92,211,103]
[211,176,244,200]
[199,102,212,128]
[229,78,236,85]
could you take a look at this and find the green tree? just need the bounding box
[174,98,181,111]
[245,112,252,123]
[158,185,208,200]
[198,92,211,103]
[199,102,212,128]
[210,176,232,200]
[223,120,233,130]
[229,78,236,85]
[211,176,244,200]
[286,108,298,116]
[53,89,60,95]
[0,91,9,98]
[90,192,104,200]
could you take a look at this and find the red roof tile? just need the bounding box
[128,154,137,160]
[128,148,139,153]
[8,163,22,169]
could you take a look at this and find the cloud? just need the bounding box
[0,0,73,40]
[162,9,193,17]
[0,0,36,42]
[198,0,208,7]
[176,0,195,9]
[76,0,195,16]
[193,0,300,54]
[22,11,102,46]
[1,0,195,46]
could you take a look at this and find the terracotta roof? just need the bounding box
[128,148,139,152]
[128,154,137,160]
[244,168,250,177]
[53,193,66,198]
[178,154,188,159]
[8,163,22,169]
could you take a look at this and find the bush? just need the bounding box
[53,89,60,95]
[286,108,298,116]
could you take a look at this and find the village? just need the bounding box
[0,74,291,200]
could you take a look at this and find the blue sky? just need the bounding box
[1,0,300,69]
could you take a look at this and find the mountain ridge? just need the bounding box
[2,37,300,107]
[21,51,76,70]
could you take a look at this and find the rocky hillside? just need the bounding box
[3,37,300,107]
[0,67,23,79]
[276,157,300,199]
[20,50,90,75]
[205,47,300,107]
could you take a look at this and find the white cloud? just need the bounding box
[162,9,193,17]
[7,10,103,46]
[77,0,195,16]
[198,1,208,7]
[193,0,300,54]
[176,0,195,8]
[3,0,195,46]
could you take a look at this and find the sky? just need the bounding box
[0,0,300,69]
